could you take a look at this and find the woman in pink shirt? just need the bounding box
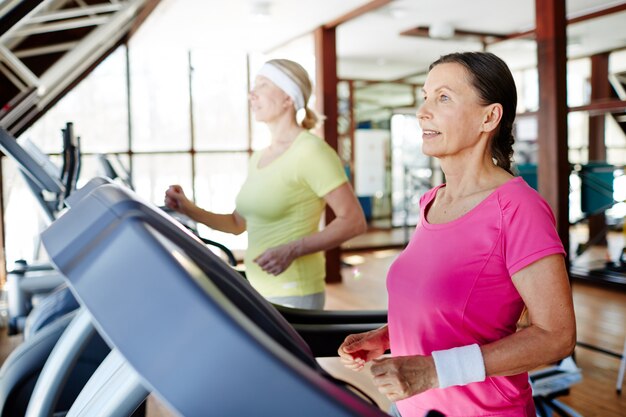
[338,52,576,417]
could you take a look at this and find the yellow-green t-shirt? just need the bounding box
[235,131,348,297]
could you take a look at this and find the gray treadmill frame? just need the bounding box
[41,183,387,417]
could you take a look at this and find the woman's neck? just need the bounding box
[266,115,303,147]
[439,155,512,201]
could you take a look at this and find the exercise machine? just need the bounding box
[0,178,144,417]
[39,181,391,416]
[0,124,80,334]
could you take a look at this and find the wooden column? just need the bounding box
[314,25,342,283]
[535,0,570,258]
[588,52,610,245]
[0,157,5,287]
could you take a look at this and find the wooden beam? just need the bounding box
[324,0,392,29]
[535,0,570,257]
[569,99,626,116]
[315,25,342,283]
[266,0,391,54]
[400,26,507,43]
[0,156,5,287]
[497,1,626,45]
[568,2,626,25]
[589,53,611,161]
[588,52,610,246]
[125,0,161,40]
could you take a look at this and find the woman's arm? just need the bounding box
[481,253,576,376]
[300,182,368,255]
[369,254,576,401]
[165,185,246,235]
[253,182,367,275]
[187,205,247,235]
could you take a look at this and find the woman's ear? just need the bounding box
[482,103,503,133]
[283,94,294,110]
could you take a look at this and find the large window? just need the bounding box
[2,44,254,266]
[22,47,129,154]
[129,47,191,152]
[192,52,250,151]
[4,48,130,265]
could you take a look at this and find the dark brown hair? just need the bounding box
[430,52,517,174]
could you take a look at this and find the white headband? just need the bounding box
[257,63,305,111]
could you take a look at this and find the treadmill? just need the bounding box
[37,181,586,417]
[0,124,80,334]
[40,181,391,416]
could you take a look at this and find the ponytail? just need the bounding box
[301,106,320,130]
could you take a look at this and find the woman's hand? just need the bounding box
[370,355,438,401]
[253,241,301,276]
[164,185,193,215]
[338,326,389,371]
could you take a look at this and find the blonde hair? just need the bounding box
[266,59,320,130]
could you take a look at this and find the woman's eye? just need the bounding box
[440,95,449,102]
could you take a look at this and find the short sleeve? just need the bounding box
[297,135,348,197]
[501,184,566,276]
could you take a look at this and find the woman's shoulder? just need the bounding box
[295,130,326,148]
[495,177,554,216]
[419,184,444,206]
[293,131,339,158]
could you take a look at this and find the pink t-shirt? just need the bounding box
[387,177,565,417]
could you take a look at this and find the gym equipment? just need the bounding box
[0,310,110,417]
[0,178,144,417]
[0,124,83,334]
[13,178,577,416]
[40,182,391,416]
[96,153,134,189]
[530,357,583,417]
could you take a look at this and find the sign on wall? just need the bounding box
[355,129,388,196]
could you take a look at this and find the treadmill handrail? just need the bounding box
[42,184,316,366]
[0,127,64,194]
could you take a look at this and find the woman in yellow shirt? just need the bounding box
[165,59,366,309]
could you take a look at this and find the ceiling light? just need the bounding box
[388,5,409,19]
[429,22,455,39]
[249,1,271,17]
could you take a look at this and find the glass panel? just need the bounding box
[568,112,589,164]
[522,68,539,112]
[75,154,131,189]
[606,115,626,149]
[194,153,249,251]
[567,58,590,108]
[390,114,431,228]
[2,159,50,264]
[21,47,129,154]
[191,51,249,151]
[129,46,190,152]
[132,154,192,206]
[609,49,626,73]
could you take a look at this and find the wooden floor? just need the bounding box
[1,248,626,416]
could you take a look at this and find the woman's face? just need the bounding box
[249,75,291,123]
[417,63,490,159]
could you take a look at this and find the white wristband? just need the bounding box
[431,344,486,388]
